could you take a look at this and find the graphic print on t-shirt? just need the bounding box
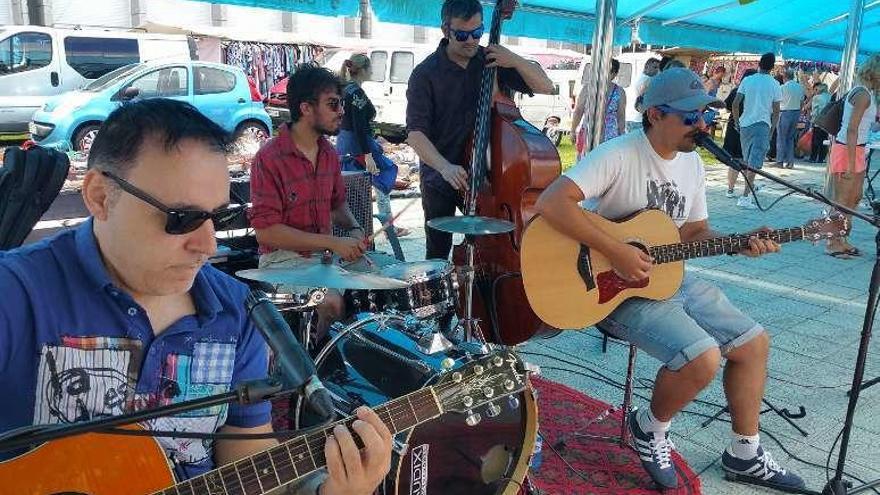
[646,178,688,222]
[33,336,142,424]
[33,336,237,466]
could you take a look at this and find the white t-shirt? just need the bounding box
[780,80,805,111]
[737,73,783,127]
[564,130,708,228]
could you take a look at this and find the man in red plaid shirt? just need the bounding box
[249,65,367,340]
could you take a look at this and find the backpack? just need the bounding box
[814,87,869,137]
[0,145,70,250]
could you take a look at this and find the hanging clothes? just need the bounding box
[221,41,325,96]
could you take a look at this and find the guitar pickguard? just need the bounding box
[596,271,649,304]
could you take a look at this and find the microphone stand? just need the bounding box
[0,377,286,454]
[697,137,879,495]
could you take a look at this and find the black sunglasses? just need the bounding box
[449,24,485,42]
[101,171,243,235]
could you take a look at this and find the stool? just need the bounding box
[596,321,638,447]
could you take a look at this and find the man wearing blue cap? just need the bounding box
[534,68,804,492]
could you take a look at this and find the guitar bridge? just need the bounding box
[577,244,596,291]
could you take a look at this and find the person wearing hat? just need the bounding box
[533,68,805,492]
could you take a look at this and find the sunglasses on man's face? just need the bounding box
[101,171,243,235]
[449,24,485,42]
[657,105,705,126]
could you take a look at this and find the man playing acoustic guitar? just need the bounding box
[0,100,391,495]
[534,68,805,492]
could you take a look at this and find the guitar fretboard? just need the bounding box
[649,227,806,264]
[153,388,440,495]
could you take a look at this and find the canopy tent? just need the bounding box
[213,0,878,64]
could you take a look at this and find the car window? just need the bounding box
[128,66,188,98]
[0,32,52,76]
[390,51,414,84]
[64,36,139,80]
[369,51,387,83]
[194,66,236,95]
[83,63,141,91]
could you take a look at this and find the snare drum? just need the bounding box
[307,314,536,495]
[347,260,458,319]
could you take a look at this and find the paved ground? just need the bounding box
[372,155,880,495]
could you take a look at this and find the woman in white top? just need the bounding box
[826,54,880,258]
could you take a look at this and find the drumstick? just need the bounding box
[364,197,420,244]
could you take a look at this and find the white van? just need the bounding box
[0,25,191,137]
[323,43,434,131]
[515,67,579,145]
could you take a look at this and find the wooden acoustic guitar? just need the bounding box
[520,209,849,330]
[0,351,530,495]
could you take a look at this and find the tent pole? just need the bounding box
[582,0,616,153]
[838,0,865,95]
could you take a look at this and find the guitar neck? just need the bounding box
[155,388,441,495]
[649,227,806,264]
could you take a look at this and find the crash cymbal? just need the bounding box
[236,263,409,290]
[427,215,515,235]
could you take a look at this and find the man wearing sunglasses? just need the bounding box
[0,99,392,495]
[250,64,368,343]
[406,0,554,260]
[533,69,804,492]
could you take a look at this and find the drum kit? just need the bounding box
[236,214,538,495]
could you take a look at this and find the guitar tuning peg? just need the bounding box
[507,395,520,410]
[465,410,482,427]
[485,402,502,418]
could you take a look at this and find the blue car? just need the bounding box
[29,60,272,151]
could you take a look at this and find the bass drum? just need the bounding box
[313,314,537,495]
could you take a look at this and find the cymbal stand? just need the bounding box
[460,234,490,353]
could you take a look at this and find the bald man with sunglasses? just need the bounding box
[406,0,554,260]
[0,99,392,495]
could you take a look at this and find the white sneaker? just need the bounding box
[725,189,737,198]
[737,196,758,209]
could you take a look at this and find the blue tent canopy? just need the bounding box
[199,0,878,63]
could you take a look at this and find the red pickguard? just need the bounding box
[596,270,649,304]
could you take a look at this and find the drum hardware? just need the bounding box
[236,263,409,290]
[428,216,514,353]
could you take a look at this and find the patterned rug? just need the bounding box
[528,375,702,495]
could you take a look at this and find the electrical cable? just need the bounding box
[525,359,880,495]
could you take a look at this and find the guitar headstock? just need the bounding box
[496,0,517,21]
[433,350,528,416]
[803,212,850,242]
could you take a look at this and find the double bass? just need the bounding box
[452,0,561,345]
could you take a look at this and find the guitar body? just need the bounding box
[0,424,174,495]
[521,209,684,329]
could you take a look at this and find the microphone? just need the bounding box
[693,132,745,172]
[246,289,335,420]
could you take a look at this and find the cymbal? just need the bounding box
[236,264,409,290]
[427,215,515,235]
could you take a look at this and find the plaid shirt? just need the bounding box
[249,123,346,254]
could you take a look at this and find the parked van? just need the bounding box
[0,25,191,137]
[515,67,579,145]
[29,60,271,151]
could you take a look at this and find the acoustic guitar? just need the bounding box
[520,209,848,329]
[0,350,529,495]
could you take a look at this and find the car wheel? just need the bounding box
[234,122,270,143]
[73,124,102,152]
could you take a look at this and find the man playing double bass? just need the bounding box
[406,0,554,260]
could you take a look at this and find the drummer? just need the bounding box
[249,64,367,341]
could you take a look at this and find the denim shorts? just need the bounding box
[739,122,771,169]
[600,273,764,371]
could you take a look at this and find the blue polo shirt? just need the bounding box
[0,219,271,480]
